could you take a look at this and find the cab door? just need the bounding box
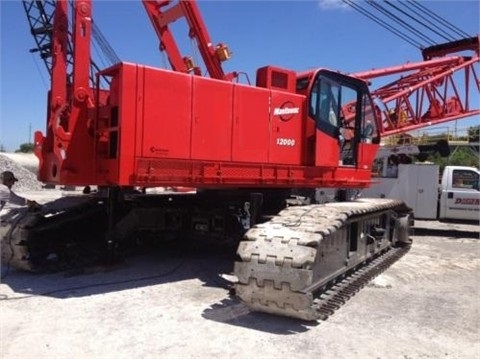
[441,168,480,220]
[309,70,380,169]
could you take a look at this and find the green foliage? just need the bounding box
[431,147,479,171]
[15,142,35,153]
[468,125,479,143]
[0,144,5,152]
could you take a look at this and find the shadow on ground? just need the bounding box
[1,241,321,334]
[413,227,479,239]
[202,296,318,334]
[413,219,479,239]
[0,243,235,298]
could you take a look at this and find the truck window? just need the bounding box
[372,154,398,178]
[452,169,479,189]
[385,155,399,178]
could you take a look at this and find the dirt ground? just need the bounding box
[0,217,478,359]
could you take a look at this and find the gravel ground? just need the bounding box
[0,153,43,191]
[1,154,479,358]
[0,221,479,359]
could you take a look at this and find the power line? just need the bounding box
[399,1,455,42]
[366,0,436,46]
[406,0,471,39]
[385,0,453,43]
[342,0,422,48]
[342,0,474,50]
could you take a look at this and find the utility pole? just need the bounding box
[28,123,32,143]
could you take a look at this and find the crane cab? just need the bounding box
[294,69,381,181]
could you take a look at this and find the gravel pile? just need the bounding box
[0,153,44,191]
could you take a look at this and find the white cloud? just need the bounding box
[318,0,350,10]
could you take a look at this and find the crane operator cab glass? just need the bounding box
[306,70,380,168]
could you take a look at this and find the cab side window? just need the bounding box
[309,77,350,139]
[452,170,479,189]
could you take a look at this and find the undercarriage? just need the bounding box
[234,198,412,320]
[0,188,412,320]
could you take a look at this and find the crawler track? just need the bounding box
[1,196,108,272]
[312,244,409,319]
[234,198,412,321]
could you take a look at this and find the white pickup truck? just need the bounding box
[361,164,480,221]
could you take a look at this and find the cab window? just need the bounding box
[452,170,479,189]
[308,72,378,144]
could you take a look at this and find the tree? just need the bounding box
[431,147,479,171]
[15,142,34,153]
[468,125,479,143]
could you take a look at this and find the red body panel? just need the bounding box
[232,85,270,163]
[79,63,378,189]
[140,66,192,160]
[269,92,304,165]
[315,132,340,168]
[192,76,233,161]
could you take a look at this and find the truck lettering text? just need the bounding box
[454,198,480,205]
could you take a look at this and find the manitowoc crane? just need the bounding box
[2,0,478,320]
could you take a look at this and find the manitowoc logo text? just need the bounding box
[273,102,299,121]
[273,107,299,115]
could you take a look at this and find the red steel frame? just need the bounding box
[35,0,100,185]
[142,0,236,81]
[352,37,480,136]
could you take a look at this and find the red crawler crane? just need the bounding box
[6,0,478,320]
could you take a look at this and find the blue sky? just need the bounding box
[1,0,479,151]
